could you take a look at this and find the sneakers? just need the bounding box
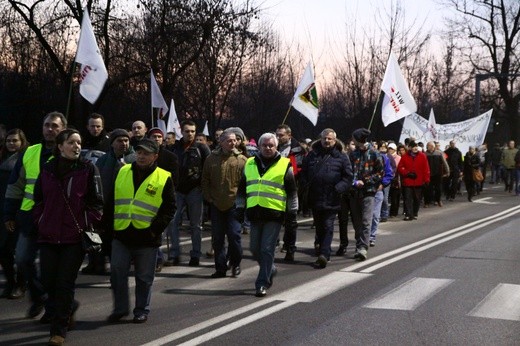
[316,255,328,268]
[369,240,375,247]
[48,335,65,346]
[133,314,148,323]
[232,265,241,277]
[163,257,180,266]
[188,257,200,267]
[354,248,367,261]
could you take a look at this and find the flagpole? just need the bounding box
[281,104,292,125]
[368,92,383,131]
[65,61,77,120]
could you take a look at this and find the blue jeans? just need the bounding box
[250,220,281,289]
[210,205,242,273]
[370,190,384,241]
[349,194,375,250]
[39,243,84,337]
[110,239,157,316]
[167,187,203,259]
[490,163,501,183]
[15,210,46,304]
[313,209,337,259]
[380,185,390,219]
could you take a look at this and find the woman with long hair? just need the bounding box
[33,129,103,346]
[0,129,29,299]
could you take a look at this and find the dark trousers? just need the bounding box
[425,175,442,204]
[447,170,460,199]
[403,186,422,217]
[0,227,20,292]
[313,209,337,260]
[337,194,350,247]
[389,186,401,216]
[40,243,84,337]
[282,218,298,253]
[210,205,242,273]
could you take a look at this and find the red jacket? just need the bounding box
[398,151,430,187]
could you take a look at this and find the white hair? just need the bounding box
[258,132,278,147]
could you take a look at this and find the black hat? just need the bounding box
[109,129,130,144]
[135,138,159,154]
[352,128,371,143]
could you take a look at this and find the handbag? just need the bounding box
[60,188,102,254]
[472,168,484,183]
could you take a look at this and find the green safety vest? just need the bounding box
[113,164,171,230]
[21,144,49,211]
[244,156,290,212]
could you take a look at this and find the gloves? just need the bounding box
[234,208,245,223]
[406,172,417,179]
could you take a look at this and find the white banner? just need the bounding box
[400,109,493,155]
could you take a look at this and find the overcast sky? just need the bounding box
[259,0,446,84]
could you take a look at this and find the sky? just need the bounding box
[259,0,446,85]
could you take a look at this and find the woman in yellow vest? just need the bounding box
[235,133,298,297]
[108,138,175,324]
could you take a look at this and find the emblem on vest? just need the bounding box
[146,184,158,196]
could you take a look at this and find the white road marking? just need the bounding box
[364,277,454,311]
[341,205,520,273]
[473,197,498,204]
[469,283,520,321]
[142,272,370,345]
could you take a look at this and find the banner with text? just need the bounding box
[399,109,492,155]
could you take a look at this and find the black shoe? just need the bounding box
[335,245,346,256]
[210,271,226,278]
[107,312,129,323]
[231,266,241,277]
[316,255,328,268]
[188,257,200,267]
[284,252,294,262]
[27,301,45,318]
[133,314,148,324]
[403,216,412,221]
[67,300,80,330]
[255,286,267,297]
[81,264,96,274]
[155,261,163,273]
[164,257,180,266]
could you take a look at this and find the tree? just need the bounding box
[442,0,520,142]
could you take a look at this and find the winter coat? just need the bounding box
[33,157,103,245]
[349,145,385,196]
[171,140,211,194]
[445,147,463,173]
[301,141,353,211]
[398,151,431,187]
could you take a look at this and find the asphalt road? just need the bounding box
[1,185,519,345]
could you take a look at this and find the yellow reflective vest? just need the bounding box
[244,156,290,211]
[114,164,171,230]
[21,144,49,211]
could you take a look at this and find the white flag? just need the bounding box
[380,53,417,127]
[425,108,438,140]
[157,119,167,135]
[203,121,209,136]
[166,99,183,139]
[291,62,319,126]
[75,8,108,104]
[151,69,169,118]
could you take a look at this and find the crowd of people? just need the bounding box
[0,113,519,345]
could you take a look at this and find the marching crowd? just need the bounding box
[0,113,519,345]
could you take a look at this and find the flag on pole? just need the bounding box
[151,69,169,118]
[291,61,319,126]
[380,53,417,127]
[202,121,209,136]
[75,8,108,104]
[425,108,438,140]
[166,99,183,139]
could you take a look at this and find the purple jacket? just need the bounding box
[33,157,103,244]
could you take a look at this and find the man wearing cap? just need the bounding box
[147,127,178,272]
[108,138,174,324]
[348,128,384,261]
[83,129,136,275]
[398,141,430,220]
[202,129,247,278]
[165,120,211,266]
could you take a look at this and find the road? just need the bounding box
[1,185,519,345]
